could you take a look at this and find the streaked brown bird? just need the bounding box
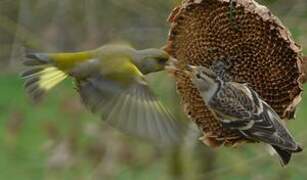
[186,65,302,166]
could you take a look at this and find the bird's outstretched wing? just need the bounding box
[77,74,186,145]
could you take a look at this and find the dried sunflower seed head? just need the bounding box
[165,0,303,147]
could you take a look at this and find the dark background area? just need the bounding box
[0,0,307,179]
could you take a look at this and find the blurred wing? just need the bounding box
[77,75,185,145]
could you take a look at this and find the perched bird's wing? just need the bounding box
[208,82,255,129]
[211,83,299,149]
[76,61,186,145]
[246,98,300,152]
[210,82,301,164]
[221,85,301,151]
[244,94,302,166]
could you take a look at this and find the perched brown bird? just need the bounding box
[165,0,303,147]
[186,65,302,166]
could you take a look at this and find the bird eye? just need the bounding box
[196,73,201,79]
[157,58,167,65]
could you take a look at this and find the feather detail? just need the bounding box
[77,75,186,145]
[21,54,68,102]
[189,65,302,165]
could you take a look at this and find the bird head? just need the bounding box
[187,65,219,93]
[135,48,170,74]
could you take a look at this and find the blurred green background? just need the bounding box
[1,0,307,179]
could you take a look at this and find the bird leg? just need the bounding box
[211,58,233,82]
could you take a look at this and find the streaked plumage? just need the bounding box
[21,44,186,145]
[188,65,302,166]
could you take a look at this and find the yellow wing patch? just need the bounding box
[101,57,144,86]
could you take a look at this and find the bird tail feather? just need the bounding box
[271,145,292,167]
[21,53,68,102]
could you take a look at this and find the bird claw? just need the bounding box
[211,59,233,82]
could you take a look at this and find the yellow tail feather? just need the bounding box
[37,67,67,90]
[22,67,67,102]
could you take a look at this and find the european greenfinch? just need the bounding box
[21,44,185,145]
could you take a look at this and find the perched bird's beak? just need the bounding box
[187,65,205,79]
[183,64,196,76]
[186,64,197,72]
[187,65,201,75]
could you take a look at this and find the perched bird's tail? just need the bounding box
[271,145,302,166]
[21,53,68,102]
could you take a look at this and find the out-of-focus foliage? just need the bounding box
[0,0,307,180]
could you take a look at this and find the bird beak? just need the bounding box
[184,65,197,77]
[186,64,198,72]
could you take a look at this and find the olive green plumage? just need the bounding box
[21,44,186,145]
